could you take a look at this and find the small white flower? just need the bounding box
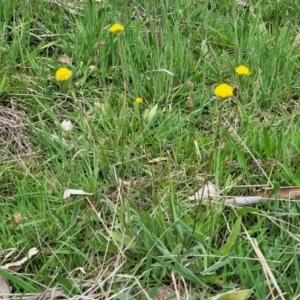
[60,120,73,132]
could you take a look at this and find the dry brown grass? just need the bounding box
[0,104,32,161]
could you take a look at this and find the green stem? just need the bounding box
[138,105,156,204]
[186,102,225,249]
[117,34,127,178]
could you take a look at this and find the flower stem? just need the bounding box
[186,102,225,249]
[138,106,156,204]
[117,34,127,178]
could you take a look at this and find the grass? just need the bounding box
[1,0,300,299]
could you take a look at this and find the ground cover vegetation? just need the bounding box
[1,0,300,299]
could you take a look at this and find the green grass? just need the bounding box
[1,0,300,299]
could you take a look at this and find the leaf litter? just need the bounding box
[1,248,39,271]
[189,182,300,206]
[0,248,39,298]
[0,105,32,161]
[63,189,93,199]
[0,276,10,300]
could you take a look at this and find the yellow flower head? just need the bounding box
[55,67,72,82]
[235,65,250,75]
[109,23,124,33]
[214,83,233,99]
[135,97,143,104]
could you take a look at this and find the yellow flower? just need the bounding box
[235,65,250,75]
[55,67,72,82]
[214,83,233,99]
[135,97,143,104]
[109,23,124,33]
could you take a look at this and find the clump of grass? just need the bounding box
[2,0,300,299]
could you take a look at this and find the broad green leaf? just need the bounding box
[87,240,118,253]
[200,256,231,276]
[152,262,166,278]
[143,108,149,120]
[201,39,209,57]
[110,231,136,249]
[147,103,158,124]
[0,73,6,94]
[38,40,60,50]
[56,274,80,296]
[226,134,249,176]
[171,243,183,256]
[217,289,252,300]
[278,162,300,186]
[269,182,280,197]
[263,127,271,157]
[220,217,241,256]
[0,269,40,293]
[236,207,260,216]
[154,256,204,285]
